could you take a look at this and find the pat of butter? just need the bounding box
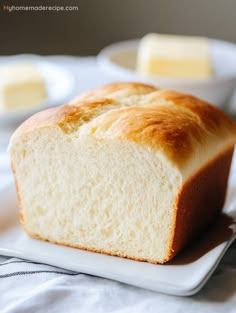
[137,34,211,78]
[0,62,47,112]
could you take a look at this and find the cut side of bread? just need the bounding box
[9,83,236,263]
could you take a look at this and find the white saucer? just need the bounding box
[97,39,236,106]
[0,55,75,126]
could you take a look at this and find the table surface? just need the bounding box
[0,56,236,312]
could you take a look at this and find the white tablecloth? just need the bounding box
[0,56,236,312]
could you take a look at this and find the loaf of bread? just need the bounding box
[9,83,236,263]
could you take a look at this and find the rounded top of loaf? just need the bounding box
[9,82,236,170]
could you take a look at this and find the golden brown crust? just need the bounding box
[168,145,235,261]
[10,82,236,169]
[11,100,115,137]
[71,82,157,103]
[89,105,206,166]
[149,90,236,134]
[11,82,157,139]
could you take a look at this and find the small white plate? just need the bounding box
[97,39,236,106]
[0,172,236,296]
[0,55,75,125]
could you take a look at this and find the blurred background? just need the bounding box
[1,0,236,55]
[0,0,236,158]
[0,0,236,194]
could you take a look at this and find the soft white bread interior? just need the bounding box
[9,83,236,263]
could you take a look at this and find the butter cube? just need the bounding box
[0,62,47,112]
[137,34,211,78]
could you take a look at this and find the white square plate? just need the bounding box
[0,164,236,296]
